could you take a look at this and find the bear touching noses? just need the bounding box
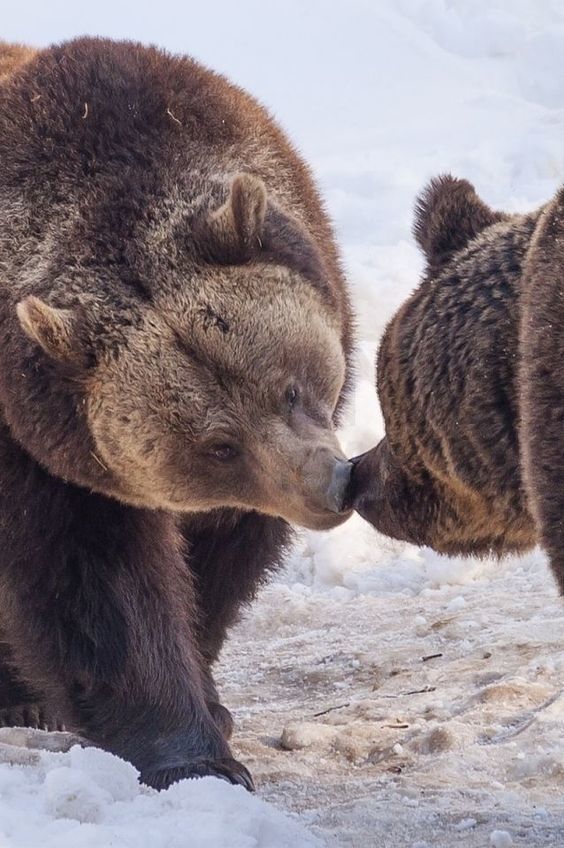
[348,174,564,595]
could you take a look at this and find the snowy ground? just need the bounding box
[3,1,564,846]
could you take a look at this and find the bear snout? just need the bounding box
[344,444,384,519]
[270,444,354,529]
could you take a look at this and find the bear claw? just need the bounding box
[0,704,65,732]
[142,757,255,792]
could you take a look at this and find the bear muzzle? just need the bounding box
[343,444,384,522]
[290,447,354,529]
[266,442,354,530]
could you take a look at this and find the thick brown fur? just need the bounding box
[520,187,564,593]
[349,174,564,579]
[0,38,354,789]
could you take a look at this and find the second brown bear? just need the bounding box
[349,174,564,595]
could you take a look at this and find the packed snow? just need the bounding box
[3,1,564,845]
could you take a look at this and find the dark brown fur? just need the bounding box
[0,38,354,789]
[349,175,564,580]
[519,187,564,592]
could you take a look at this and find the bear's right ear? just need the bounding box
[16,296,87,366]
[199,173,267,264]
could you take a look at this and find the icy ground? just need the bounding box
[3,0,564,846]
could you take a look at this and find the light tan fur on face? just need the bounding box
[86,176,349,528]
[12,160,352,531]
[84,269,348,529]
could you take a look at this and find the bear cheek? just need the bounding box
[85,397,153,493]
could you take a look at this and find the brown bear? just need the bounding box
[348,174,564,594]
[0,38,354,790]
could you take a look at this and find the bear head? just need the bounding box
[12,174,352,531]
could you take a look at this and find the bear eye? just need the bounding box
[209,443,238,462]
[286,385,300,411]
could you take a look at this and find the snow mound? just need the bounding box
[0,733,321,848]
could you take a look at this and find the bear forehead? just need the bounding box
[179,303,339,388]
[109,276,344,412]
[155,266,342,364]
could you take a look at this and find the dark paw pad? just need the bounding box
[142,757,255,792]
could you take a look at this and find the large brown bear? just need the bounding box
[0,38,354,790]
[349,174,564,594]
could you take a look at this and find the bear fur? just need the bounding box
[350,174,564,593]
[0,38,354,789]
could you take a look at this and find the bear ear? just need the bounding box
[413,174,507,275]
[201,173,267,263]
[16,296,84,365]
[195,174,333,300]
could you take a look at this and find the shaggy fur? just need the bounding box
[0,38,354,790]
[349,175,564,582]
[0,42,36,82]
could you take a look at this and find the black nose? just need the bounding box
[326,459,354,513]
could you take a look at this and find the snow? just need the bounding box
[490,832,514,848]
[3,1,564,846]
[0,732,322,847]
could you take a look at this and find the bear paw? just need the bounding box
[141,757,255,792]
[0,703,65,732]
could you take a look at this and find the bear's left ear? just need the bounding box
[16,296,87,366]
[413,174,508,275]
[200,173,267,263]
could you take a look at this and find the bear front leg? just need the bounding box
[522,394,564,594]
[521,341,564,594]
[183,510,291,664]
[0,455,252,790]
[182,511,291,742]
